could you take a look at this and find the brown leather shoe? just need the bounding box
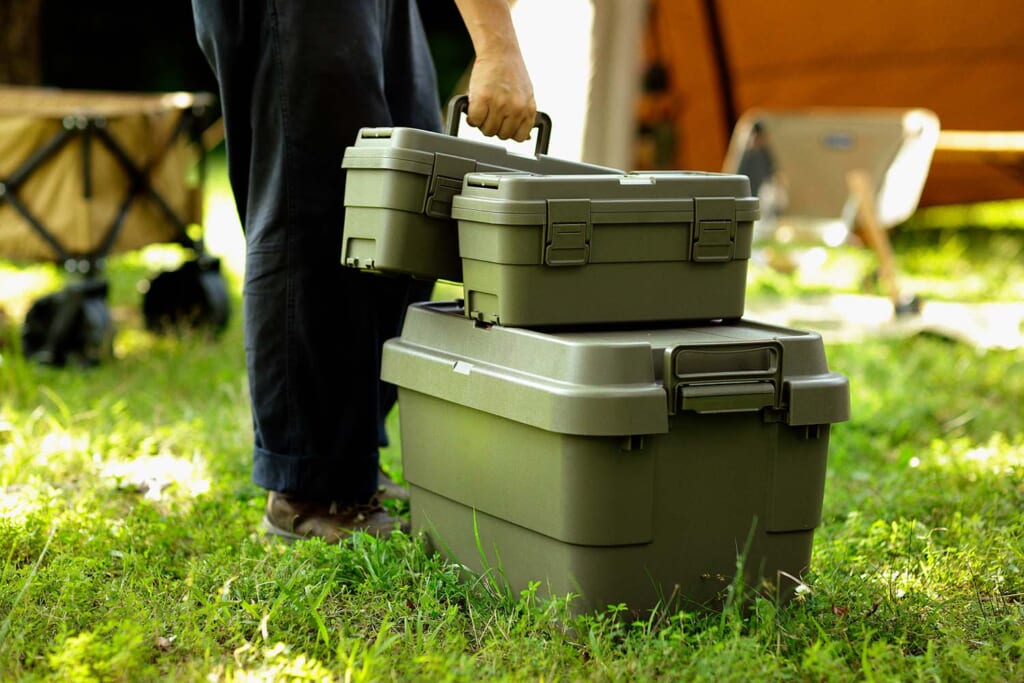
[377,467,410,502]
[262,491,408,543]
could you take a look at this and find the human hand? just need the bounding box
[455,0,537,142]
[464,49,536,141]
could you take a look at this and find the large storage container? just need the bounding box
[382,301,849,614]
[341,125,620,282]
[450,171,759,327]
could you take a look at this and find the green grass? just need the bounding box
[0,192,1022,680]
[746,226,1024,304]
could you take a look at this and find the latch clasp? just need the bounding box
[693,197,737,262]
[544,198,591,266]
[425,153,476,219]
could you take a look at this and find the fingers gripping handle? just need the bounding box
[444,94,552,156]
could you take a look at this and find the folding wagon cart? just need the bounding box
[0,86,228,365]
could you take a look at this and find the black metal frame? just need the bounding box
[2,93,228,365]
[0,98,217,274]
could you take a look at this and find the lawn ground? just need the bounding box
[0,168,1022,680]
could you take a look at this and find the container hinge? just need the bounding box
[544,199,591,266]
[425,153,476,219]
[693,197,737,263]
[664,341,785,416]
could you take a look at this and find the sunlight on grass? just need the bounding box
[211,642,336,682]
[0,483,62,522]
[1,409,215,513]
[0,263,63,319]
[121,243,196,274]
[112,327,160,359]
[47,620,162,682]
[1,416,92,489]
[907,199,1024,230]
[925,432,1023,477]
[853,433,1023,600]
[101,453,211,501]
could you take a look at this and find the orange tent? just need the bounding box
[641,0,1024,206]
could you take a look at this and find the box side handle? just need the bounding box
[664,341,785,416]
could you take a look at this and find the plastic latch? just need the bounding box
[544,199,591,266]
[359,127,394,139]
[465,174,504,189]
[425,153,476,219]
[693,197,737,263]
[664,341,785,416]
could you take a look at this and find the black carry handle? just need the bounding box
[444,94,552,156]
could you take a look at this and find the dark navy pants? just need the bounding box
[192,0,440,503]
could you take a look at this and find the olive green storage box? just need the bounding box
[451,172,759,326]
[382,302,850,614]
[341,128,619,281]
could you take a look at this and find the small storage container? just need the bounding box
[382,301,849,614]
[341,103,620,281]
[450,171,759,327]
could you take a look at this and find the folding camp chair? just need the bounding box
[722,108,940,315]
[0,86,228,365]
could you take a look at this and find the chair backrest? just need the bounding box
[722,108,940,245]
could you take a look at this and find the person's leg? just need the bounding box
[192,0,441,507]
[190,0,256,228]
[375,0,442,441]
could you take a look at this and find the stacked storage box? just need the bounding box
[451,172,759,326]
[344,108,850,615]
[340,110,620,282]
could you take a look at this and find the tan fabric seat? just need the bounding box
[0,86,214,263]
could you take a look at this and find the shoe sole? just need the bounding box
[261,515,306,543]
[261,514,411,542]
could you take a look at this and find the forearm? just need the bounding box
[453,0,536,141]
[454,0,522,62]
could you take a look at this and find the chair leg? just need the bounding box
[846,170,917,314]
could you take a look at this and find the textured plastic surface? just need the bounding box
[451,172,759,326]
[341,127,620,281]
[382,301,849,613]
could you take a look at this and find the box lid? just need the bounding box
[451,171,759,224]
[452,172,759,266]
[340,144,436,175]
[341,126,621,177]
[382,302,850,436]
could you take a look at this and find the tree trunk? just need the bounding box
[0,0,43,85]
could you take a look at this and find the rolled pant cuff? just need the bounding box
[253,445,379,505]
